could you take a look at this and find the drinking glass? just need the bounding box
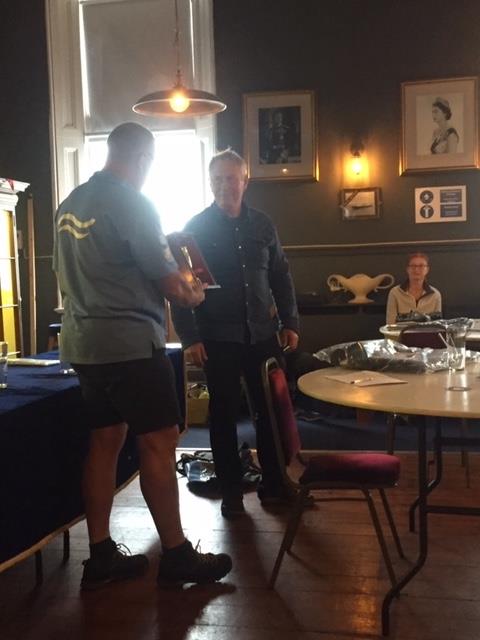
[447,326,467,371]
[0,341,8,389]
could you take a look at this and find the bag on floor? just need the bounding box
[176,443,261,493]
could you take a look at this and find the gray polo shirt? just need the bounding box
[53,171,178,364]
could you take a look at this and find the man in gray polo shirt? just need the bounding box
[53,122,231,590]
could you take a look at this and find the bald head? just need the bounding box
[104,122,155,189]
[107,122,154,158]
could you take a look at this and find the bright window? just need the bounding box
[86,130,208,233]
[47,0,217,210]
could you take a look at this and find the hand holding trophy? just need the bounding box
[167,232,219,289]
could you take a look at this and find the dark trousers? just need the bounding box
[203,336,285,494]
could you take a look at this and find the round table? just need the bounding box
[298,364,480,635]
[298,365,480,419]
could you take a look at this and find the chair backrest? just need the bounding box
[262,357,302,471]
[399,327,447,349]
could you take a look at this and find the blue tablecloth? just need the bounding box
[0,355,81,413]
[0,347,184,567]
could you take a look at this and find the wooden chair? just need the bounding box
[262,357,404,590]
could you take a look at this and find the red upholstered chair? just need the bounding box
[262,357,404,589]
[399,326,447,349]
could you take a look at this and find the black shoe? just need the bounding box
[81,542,149,591]
[157,540,232,586]
[221,491,245,518]
[257,484,314,508]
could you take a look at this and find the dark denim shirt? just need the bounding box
[171,203,299,347]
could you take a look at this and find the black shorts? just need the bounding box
[73,349,182,436]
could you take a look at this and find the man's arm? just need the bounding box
[268,226,300,335]
[169,302,202,349]
[154,271,205,309]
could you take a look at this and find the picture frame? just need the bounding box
[401,76,478,174]
[243,90,318,181]
[340,187,381,220]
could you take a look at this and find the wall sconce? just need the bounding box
[350,142,365,176]
[340,139,380,218]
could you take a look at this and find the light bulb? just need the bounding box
[351,154,363,176]
[169,90,190,113]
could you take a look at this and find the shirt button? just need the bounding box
[238,245,242,249]
[242,264,246,268]
[245,283,249,287]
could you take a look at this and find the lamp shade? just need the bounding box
[133,87,226,117]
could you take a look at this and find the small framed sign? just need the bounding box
[414,185,466,223]
[340,187,381,220]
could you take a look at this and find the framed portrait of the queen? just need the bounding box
[400,77,478,174]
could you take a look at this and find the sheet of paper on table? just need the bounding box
[325,370,408,387]
[8,358,60,366]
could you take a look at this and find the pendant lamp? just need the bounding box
[132,0,226,118]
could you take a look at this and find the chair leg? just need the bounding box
[284,490,308,552]
[460,419,471,488]
[378,489,404,559]
[363,490,397,588]
[386,413,396,455]
[269,491,306,588]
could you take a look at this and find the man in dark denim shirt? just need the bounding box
[172,149,299,518]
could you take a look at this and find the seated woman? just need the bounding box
[386,252,442,325]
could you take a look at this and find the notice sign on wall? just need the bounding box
[415,185,466,224]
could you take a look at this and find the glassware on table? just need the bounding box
[0,341,8,388]
[446,369,471,392]
[447,325,467,371]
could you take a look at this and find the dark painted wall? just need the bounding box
[0,0,56,353]
[1,0,480,353]
[213,0,480,350]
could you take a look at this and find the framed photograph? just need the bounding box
[401,77,478,174]
[243,90,318,181]
[340,188,381,220]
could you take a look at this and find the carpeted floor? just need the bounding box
[180,395,480,452]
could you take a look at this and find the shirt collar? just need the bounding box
[211,201,250,222]
[92,169,132,190]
